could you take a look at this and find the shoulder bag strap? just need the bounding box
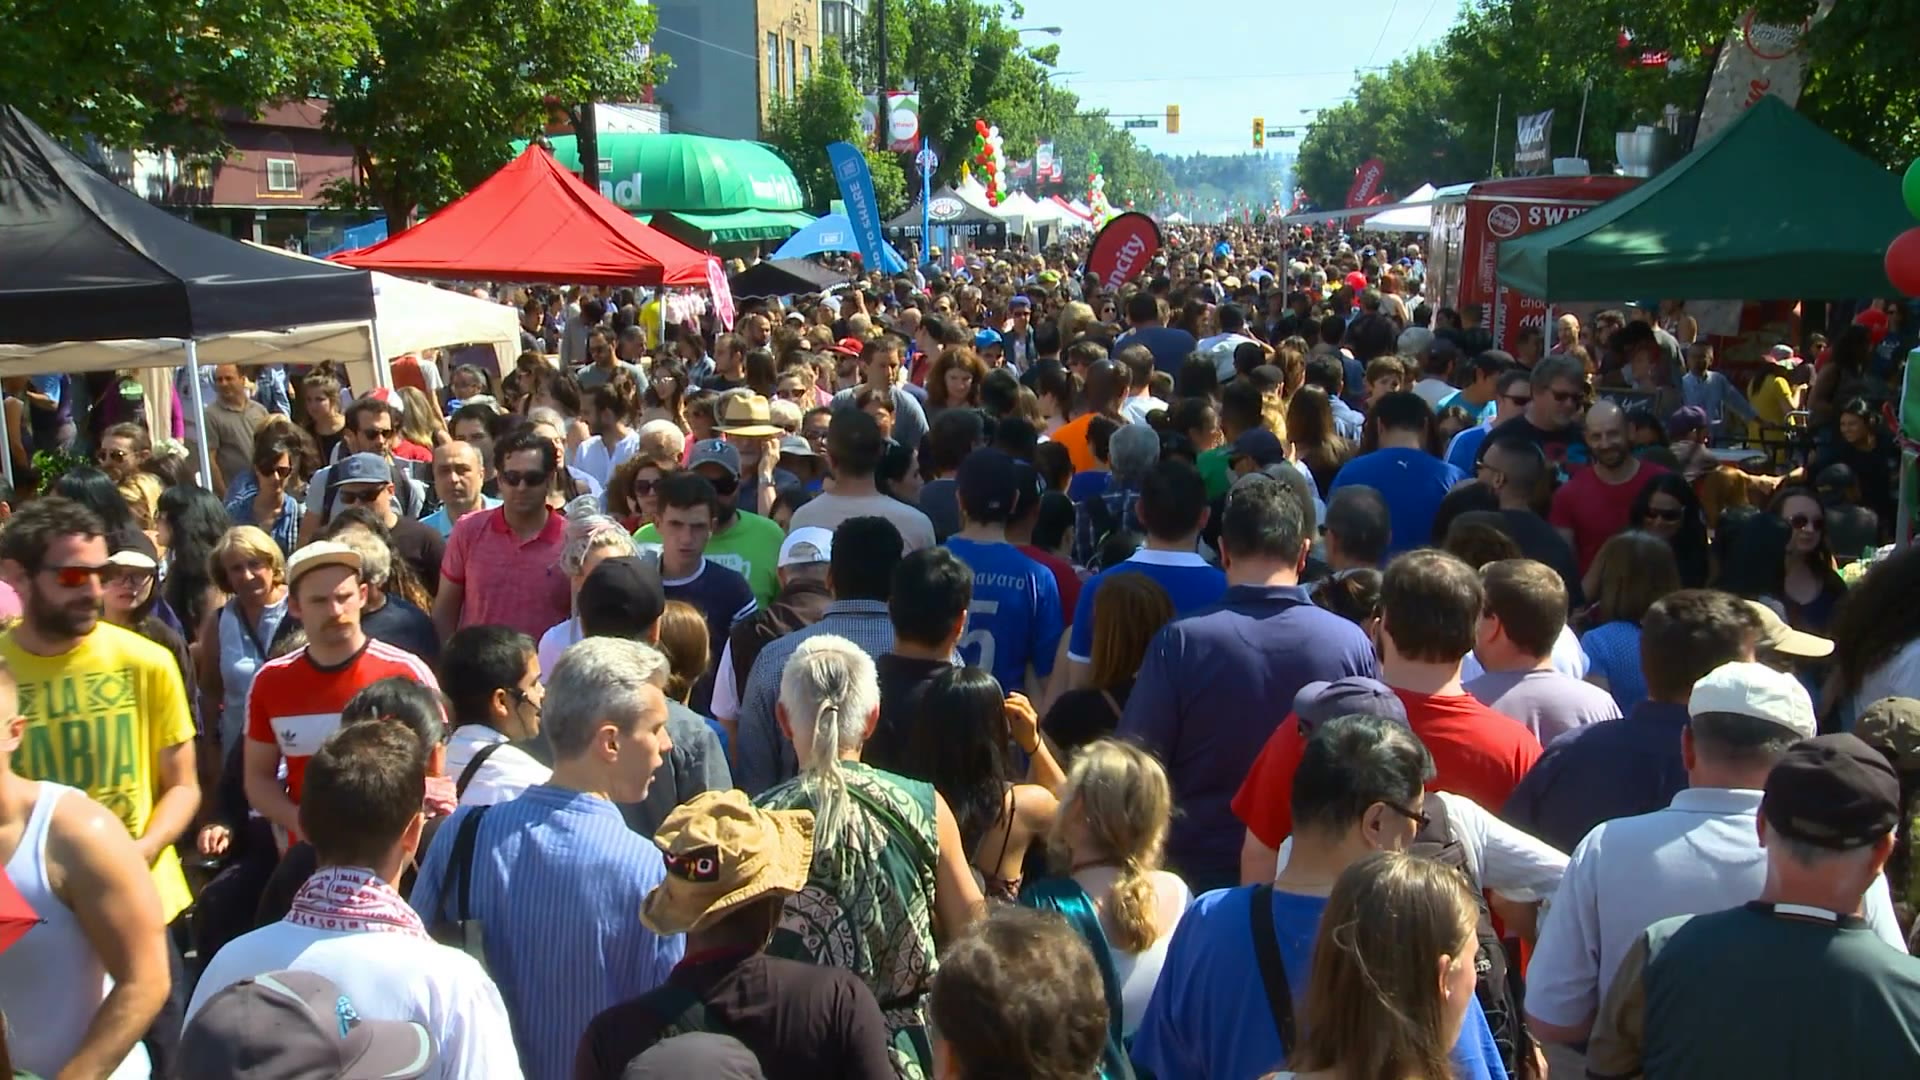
[1248,884,1297,1050]
[456,742,507,799]
[439,804,492,922]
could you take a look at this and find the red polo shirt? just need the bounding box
[442,506,571,639]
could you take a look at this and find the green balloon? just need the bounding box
[1906,159,1920,221]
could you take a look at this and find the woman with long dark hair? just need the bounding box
[52,466,139,537]
[1812,397,1898,531]
[905,667,1064,902]
[1629,472,1710,588]
[1768,485,1848,635]
[1827,547,1920,729]
[1808,323,1873,430]
[157,484,230,645]
[640,355,690,433]
[1286,386,1351,501]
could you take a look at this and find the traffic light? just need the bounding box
[1253,117,1265,149]
[1166,105,1180,135]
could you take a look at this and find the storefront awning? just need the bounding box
[653,208,816,245]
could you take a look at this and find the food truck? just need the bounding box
[1426,176,1641,351]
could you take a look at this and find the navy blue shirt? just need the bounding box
[1118,584,1378,889]
[1502,700,1691,854]
[1330,447,1467,555]
[1117,325,1200,375]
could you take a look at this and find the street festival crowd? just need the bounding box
[5,218,1920,1080]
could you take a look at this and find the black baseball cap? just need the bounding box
[1228,429,1287,468]
[578,556,666,640]
[1761,734,1901,851]
[1294,677,1407,735]
[957,449,1021,524]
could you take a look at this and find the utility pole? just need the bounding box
[578,101,600,193]
[875,0,889,148]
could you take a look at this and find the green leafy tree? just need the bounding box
[0,0,375,152]
[765,47,909,217]
[320,0,667,231]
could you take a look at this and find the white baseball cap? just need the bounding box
[777,527,834,568]
[1689,660,1816,739]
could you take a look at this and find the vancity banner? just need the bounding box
[1345,158,1386,210]
[1084,213,1163,291]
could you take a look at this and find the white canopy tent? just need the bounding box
[1363,183,1438,231]
[1164,211,1190,224]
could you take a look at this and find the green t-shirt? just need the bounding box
[1589,902,1920,1079]
[1197,445,1233,501]
[634,510,784,605]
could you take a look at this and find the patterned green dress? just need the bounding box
[756,761,940,1080]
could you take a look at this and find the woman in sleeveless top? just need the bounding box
[194,527,290,753]
[1022,738,1192,1074]
[1264,852,1481,1080]
[755,635,985,1080]
[904,667,1064,901]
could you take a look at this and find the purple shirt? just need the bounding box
[1117,584,1378,889]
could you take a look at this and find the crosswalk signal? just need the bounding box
[1166,105,1180,135]
[1253,117,1265,149]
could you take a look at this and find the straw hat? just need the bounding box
[714,394,783,438]
[641,791,815,936]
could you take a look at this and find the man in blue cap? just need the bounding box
[972,327,1004,368]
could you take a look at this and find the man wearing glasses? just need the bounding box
[299,396,429,544]
[1487,354,1590,477]
[0,497,200,960]
[328,453,446,596]
[434,427,572,642]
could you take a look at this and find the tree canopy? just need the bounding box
[765,48,909,217]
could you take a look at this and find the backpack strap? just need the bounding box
[456,742,508,799]
[440,804,492,923]
[1248,884,1297,1050]
[647,982,725,1041]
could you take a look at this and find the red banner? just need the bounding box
[1084,213,1163,291]
[1345,158,1386,208]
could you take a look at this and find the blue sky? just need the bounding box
[1009,0,1468,157]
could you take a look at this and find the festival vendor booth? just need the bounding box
[886,187,1011,254]
[0,105,378,488]
[728,258,850,300]
[1498,95,1913,535]
[1364,182,1437,232]
[544,133,815,250]
[773,213,909,274]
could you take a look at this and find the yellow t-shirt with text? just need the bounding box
[4,622,196,920]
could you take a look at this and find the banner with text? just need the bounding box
[1694,4,1831,144]
[886,92,921,153]
[1036,141,1057,183]
[1514,109,1554,176]
[826,141,889,273]
[1084,212,1163,291]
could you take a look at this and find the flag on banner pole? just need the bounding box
[826,141,889,273]
[886,92,921,153]
[1514,109,1554,175]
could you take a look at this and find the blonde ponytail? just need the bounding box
[1050,740,1175,953]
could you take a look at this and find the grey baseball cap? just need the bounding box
[178,970,434,1079]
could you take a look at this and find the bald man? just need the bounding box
[1548,399,1667,573]
[422,440,501,537]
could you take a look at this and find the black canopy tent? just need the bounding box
[884,187,1009,248]
[728,258,850,299]
[0,104,377,485]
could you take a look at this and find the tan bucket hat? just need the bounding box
[641,790,814,936]
[714,393,783,438]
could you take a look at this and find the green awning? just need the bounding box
[1498,97,1908,301]
[542,132,806,215]
[652,208,815,245]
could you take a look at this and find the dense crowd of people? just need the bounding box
[2,220,1920,1080]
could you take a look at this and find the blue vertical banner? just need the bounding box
[826,141,887,273]
[920,137,933,267]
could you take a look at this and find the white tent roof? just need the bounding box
[0,246,519,384]
[1363,182,1438,231]
[1164,211,1189,224]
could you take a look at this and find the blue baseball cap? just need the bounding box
[973,328,1003,349]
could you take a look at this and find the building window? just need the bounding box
[767,32,780,99]
[787,39,798,94]
[266,158,299,193]
[802,44,813,83]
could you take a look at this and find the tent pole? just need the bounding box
[367,319,393,389]
[185,339,215,490]
[0,384,13,490]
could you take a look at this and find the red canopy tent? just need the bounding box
[335,145,713,286]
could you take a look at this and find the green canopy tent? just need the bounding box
[544,133,813,246]
[1498,97,1908,301]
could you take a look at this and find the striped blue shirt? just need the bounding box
[410,785,683,1080]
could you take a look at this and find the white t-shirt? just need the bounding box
[445,724,551,807]
[1121,394,1169,425]
[1413,376,1457,409]
[1109,872,1194,1036]
[1273,790,1568,903]
[1858,638,1920,715]
[710,638,741,723]
[570,430,642,488]
[536,618,581,684]
[188,921,523,1080]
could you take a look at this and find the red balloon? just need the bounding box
[1888,227,1920,296]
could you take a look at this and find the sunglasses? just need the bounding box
[1502,393,1532,407]
[103,566,154,588]
[96,448,130,463]
[1381,800,1431,831]
[1645,506,1685,523]
[260,465,294,480]
[777,387,810,400]
[46,564,108,587]
[359,427,394,442]
[1548,388,1584,405]
[498,469,551,488]
[1789,514,1825,532]
[633,479,660,497]
[706,474,740,496]
[335,486,387,506]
